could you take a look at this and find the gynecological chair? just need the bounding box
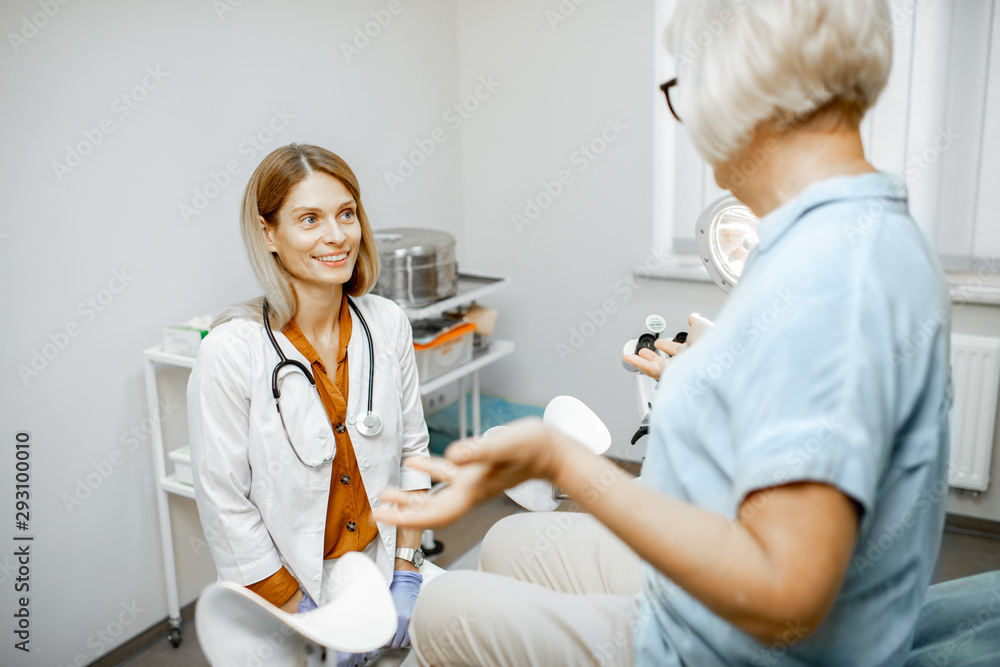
[196,551,446,666]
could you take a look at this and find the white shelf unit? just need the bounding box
[419,339,515,437]
[399,271,508,321]
[141,346,193,647]
[143,272,512,647]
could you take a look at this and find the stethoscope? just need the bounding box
[262,297,382,469]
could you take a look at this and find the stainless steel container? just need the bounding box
[372,228,458,307]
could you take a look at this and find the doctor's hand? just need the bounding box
[623,313,714,381]
[386,570,422,648]
[374,418,573,529]
[295,590,316,614]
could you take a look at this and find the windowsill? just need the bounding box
[948,271,1000,307]
[644,254,1000,307]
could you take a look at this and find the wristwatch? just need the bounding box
[395,547,425,567]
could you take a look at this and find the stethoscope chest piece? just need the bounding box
[356,410,382,437]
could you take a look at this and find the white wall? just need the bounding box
[454,0,726,461]
[0,1,463,665]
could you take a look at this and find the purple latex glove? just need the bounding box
[297,591,318,614]
[387,570,423,648]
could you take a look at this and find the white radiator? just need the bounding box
[948,334,1000,492]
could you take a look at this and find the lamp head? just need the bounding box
[696,195,760,293]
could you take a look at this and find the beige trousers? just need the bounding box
[410,512,642,667]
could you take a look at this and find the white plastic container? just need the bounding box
[414,323,476,382]
[168,445,193,486]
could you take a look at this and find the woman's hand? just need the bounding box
[374,418,568,529]
[623,313,714,380]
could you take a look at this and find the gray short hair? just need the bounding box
[665,0,893,166]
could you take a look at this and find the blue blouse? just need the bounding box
[635,172,952,665]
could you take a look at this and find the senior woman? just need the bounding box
[188,144,430,666]
[375,1,952,665]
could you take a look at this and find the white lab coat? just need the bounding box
[187,294,431,604]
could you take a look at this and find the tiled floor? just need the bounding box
[115,499,1000,667]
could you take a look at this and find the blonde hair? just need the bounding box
[665,0,893,166]
[214,144,380,330]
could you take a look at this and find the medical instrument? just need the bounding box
[345,298,384,437]
[372,228,459,306]
[623,196,760,445]
[263,297,382,470]
[623,316,688,445]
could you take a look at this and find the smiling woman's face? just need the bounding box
[262,170,362,298]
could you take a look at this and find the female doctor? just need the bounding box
[187,143,431,665]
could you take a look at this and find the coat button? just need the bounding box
[371,498,381,508]
[347,414,357,425]
[340,474,351,485]
[335,423,346,434]
[346,521,357,532]
[360,458,371,470]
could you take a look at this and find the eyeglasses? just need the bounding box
[660,78,681,122]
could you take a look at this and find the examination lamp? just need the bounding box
[696,194,760,293]
[622,194,760,444]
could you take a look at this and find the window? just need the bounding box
[655,0,1000,273]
